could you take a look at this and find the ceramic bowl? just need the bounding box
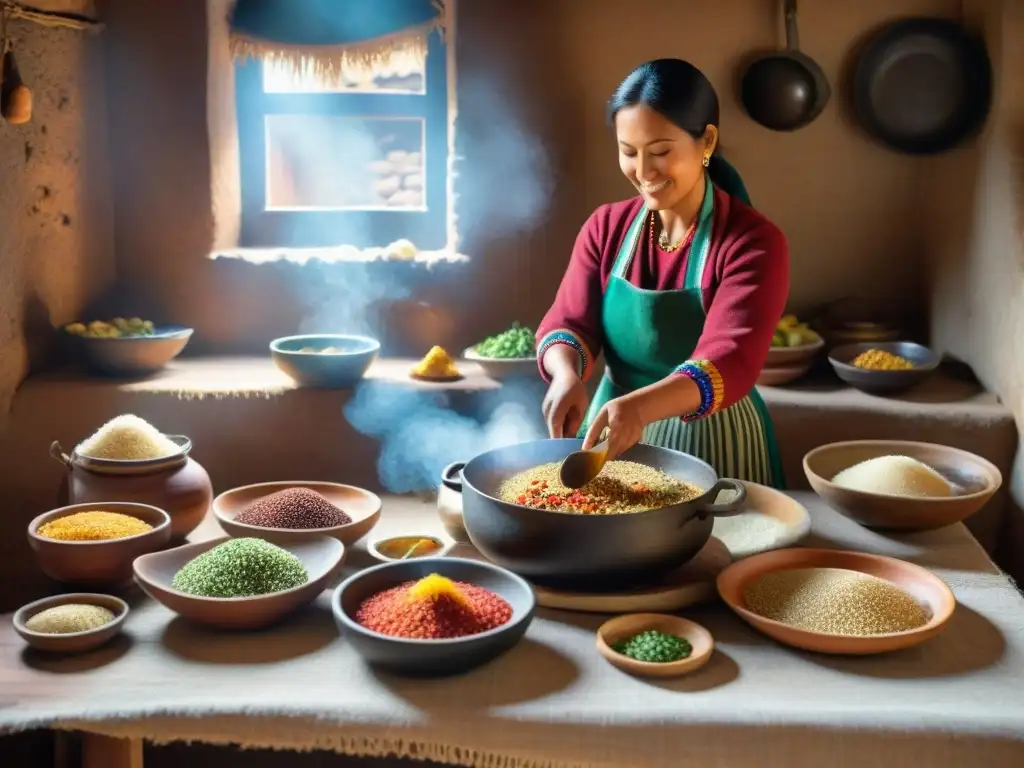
[213,481,382,544]
[712,481,812,559]
[13,593,129,653]
[64,326,193,376]
[27,501,172,585]
[462,347,538,381]
[270,334,380,388]
[367,534,453,564]
[764,336,824,367]
[333,557,536,676]
[596,613,714,679]
[804,440,1002,531]
[717,547,956,655]
[133,535,344,630]
[828,341,940,394]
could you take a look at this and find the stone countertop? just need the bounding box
[2,492,1024,768]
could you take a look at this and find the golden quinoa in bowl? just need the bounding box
[497,460,702,515]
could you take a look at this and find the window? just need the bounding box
[235,31,448,251]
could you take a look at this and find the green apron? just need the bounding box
[579,178,786,488]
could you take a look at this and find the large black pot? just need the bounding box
[445,439,747,590]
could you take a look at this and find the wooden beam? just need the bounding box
[81,734,143,768]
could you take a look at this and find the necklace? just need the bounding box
[649,211,694,253]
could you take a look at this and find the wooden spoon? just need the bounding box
[558,438,609,489]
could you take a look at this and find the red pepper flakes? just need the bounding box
[355,579,513,640]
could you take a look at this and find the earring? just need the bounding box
[702,154,711,168]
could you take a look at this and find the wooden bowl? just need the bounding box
[213,481,382,544]
[27,502,172,585]
[13,593,129,653]
[804,440,1002,530]
[133,535,344,630]
[596,613,714,679]
[828,341,940,394]
[717,548,956,655]
[367,534,454,564]
[270,334,380,388]
[333,557,536,677]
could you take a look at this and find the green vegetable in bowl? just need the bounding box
[473,322,536,359]
[612,630,692,664]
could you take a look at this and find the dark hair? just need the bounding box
[608,59,719,140]
[608,59,752,205]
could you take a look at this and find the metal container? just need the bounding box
[452,439,747,590]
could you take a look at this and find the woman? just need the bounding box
[536,58,789,488]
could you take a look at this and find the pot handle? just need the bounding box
[696,478,747,518]
[441,461,466,494]
[49,440,72,469]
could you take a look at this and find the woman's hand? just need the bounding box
[581,395,645,459]
[542,371,589,439]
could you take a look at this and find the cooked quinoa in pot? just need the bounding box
[496,460,703,515]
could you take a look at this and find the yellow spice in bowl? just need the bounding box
[37,511,154,541]
[851,349,914,371]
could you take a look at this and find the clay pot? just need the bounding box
[50,436,212,540]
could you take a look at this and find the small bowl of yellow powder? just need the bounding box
[828,341,939,394]
[14,593,128,653]
[717,547,956,655]
[803,440,1003,531]
[28,502,172,585]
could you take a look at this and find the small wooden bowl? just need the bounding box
[213,481,382,545]
[756,360,814,387]
[27,502,172,585]
[368,534,453,564]
[764,336,824,367]
[804,440,1002,531]
[133,535,344,630]
[596,613,714,679]
[717,547,956,655]
[14,593,129,653]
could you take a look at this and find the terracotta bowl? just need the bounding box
[367,534,454,564]
[756,360,814,387]
[804,440,1002,531]
[133,535,344,630]
[717,547,956,655]
[828,341,940,394]
[213,481,382,544]
[27,501,172,585]
[13,593,129,653]
[333,557,536,676]
[596,613,714,679]
[764,336,824,366]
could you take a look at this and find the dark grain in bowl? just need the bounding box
[333,557,536,677]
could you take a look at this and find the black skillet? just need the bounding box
[851,17,993,155]
[739,0,831,132]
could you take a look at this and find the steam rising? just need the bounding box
[344,379,547,493]
[297,263,410,338]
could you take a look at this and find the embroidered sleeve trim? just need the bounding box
[672,359,725,421]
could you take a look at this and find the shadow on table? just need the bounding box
[634,647,741,692]
[806,604,1005,678]
[159,603,337,664]
[20,633,134,672]
[376,637,579,709]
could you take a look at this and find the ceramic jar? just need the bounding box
[437,462,471,543]
[50,436,212,540]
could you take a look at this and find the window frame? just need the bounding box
[235,32,448,250]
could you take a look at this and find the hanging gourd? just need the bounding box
[0,7,33,125]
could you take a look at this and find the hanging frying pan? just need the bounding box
[851,17,992,155]
[739,0,831,132]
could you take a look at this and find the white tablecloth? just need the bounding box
[2,493,1024,768]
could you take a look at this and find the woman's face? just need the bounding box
[615,104,715,211]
